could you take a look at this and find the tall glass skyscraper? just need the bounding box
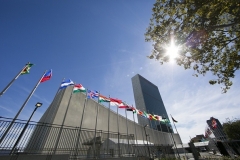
[131,74,172,132]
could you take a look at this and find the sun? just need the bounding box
[165,39,180,62]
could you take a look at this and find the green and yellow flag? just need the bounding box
[21,63,34,75]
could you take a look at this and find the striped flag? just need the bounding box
[40,69,52,83]
[110,98,122,106]
[60,79,74,89]
[73,84,86,93]
[99,95,110,103]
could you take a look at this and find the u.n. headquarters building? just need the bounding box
[132,74,173,133]
[22,74,181,159]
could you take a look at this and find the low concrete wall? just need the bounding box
[0,154,69,160]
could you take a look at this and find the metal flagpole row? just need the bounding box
[0,70,47,145]
[0,62,30,97]
[53,85,74,155]
[73,89,88,158]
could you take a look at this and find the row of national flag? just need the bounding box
[1,62,177,125]
[59,79,177,124]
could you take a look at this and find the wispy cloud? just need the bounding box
[17,85,51,105]
[0,105,13,113]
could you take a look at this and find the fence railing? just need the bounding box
[0,117,176,159]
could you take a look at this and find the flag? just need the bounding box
[40,69,52,83]
[152,115,157,121]
[154,115,162,121]
[171,116,178,123]
[126,108,133,111]
[148,114,153,120]
[99,95,110,103]
[137,110,143,116]
[143,111,149,118]
[73,84,86,93]
[117,102,131,109]
[211,118,217,129]
[132,107,137,114]
[110,98,122,106]
[118,104,130,109]
[21,63,34,75]
[60,79,74,89]
[126,106,136,113]
[161,118,170,124]
[87,90,99,99]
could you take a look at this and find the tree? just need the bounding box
[223,118,240,140]
[145,0,240,93]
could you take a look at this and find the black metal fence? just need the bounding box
[0,117,176,159]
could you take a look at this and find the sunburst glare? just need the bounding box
[165,39,180,62]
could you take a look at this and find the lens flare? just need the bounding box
[165,39,180,62]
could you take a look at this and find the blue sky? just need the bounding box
[0,0,239,143]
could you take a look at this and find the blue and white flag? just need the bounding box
[60,79,74,89]
[87,90,99,99]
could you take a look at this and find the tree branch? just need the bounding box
[209,22,239,30]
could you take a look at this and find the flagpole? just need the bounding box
[117,103,120,157]
[0,62,30,97]
[74,88,88,158]
[0,70,47,144]
[170,114,187,159]
[107,95,110,155]
[132,106,138,156]
[140,124,148,156]
[153,114,161,146]
[147,111,154,158]
[147,110,155,141]
[124,106,130,155]
[93,91,100,158]
[53,85,74,155]
[26,78,65,150]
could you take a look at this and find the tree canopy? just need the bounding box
[145,0,240,93]
[223,118,240,140]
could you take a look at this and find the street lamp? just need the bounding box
[10,102,42,154]
[35,102,43,107]
[144,124,151,158]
